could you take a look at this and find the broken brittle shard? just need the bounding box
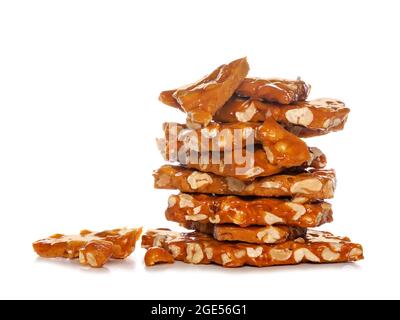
[144,246,175,266]
[160,57,249,126]
[33,228,142,268]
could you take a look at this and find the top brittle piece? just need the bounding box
[214,97,350,137]
[159,57,249,126]
[160,76,310,109]
[33,228,142,268]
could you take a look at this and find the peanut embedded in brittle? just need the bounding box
[144,247,175,266]
[79,240,113,268]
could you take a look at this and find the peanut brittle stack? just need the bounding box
[144,57,363,268]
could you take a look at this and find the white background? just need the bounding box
[0,0,399,300]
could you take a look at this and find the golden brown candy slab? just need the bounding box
[166,193,332,228]
[161,121,260,152]
[160,57,249,126]
[154,165,336,200]
[161,117,312,169]
[176,147,314,181]
[214,97,350,137]
[159,139,325,182]
[183,222,307,244]
[142,229,363,268]
[235,77,311,104]
[33,228,142,268]
[160,77,310,107]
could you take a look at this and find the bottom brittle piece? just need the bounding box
[33,227,142,268]
[142,229,363,268]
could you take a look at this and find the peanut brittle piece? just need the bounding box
[159,140,326,182]
[160,57,249,126]
[154,165,335,200]
[33,228,142,268]
[160,77,310,108]
[235,77,311,104]
[161,117,312,169]
[166,193,332,228]
[214,97,350,137]
[182,222,307,244]
[142,229,363,268]
[161,121,259,152]
[173,147,300,181]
